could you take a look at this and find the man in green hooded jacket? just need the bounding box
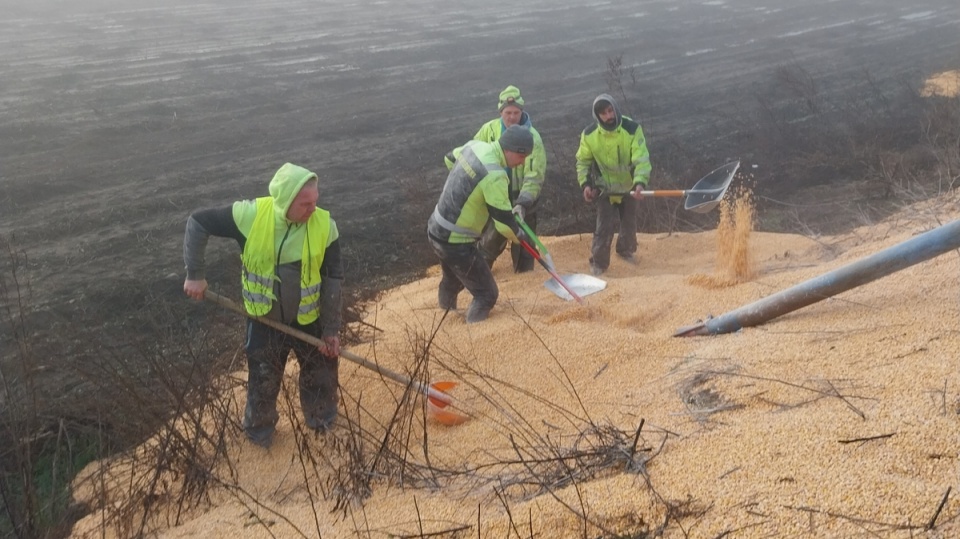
[446,85,546,272]
[183,163,344,447]
[576,93,652,275]
[429,125,533,323]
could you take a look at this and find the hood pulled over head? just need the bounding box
[592,93,622,131]
[269,163,318,219]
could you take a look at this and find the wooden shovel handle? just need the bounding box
[635,190,686,197]
[202,290,452,405]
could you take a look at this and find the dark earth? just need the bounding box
[2,0,959,424]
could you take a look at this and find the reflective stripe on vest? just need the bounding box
[431,206,481,239]
[241,197,331,324]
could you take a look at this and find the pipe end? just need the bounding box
[673,322,708,337]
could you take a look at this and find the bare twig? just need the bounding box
[837,433,895,445]
[926,487,951,530]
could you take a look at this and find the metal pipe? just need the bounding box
[674,219,960,337]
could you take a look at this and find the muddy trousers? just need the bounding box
[591,196,638,271]
[243,319,339,446]
[479,212,537,273]
[428,233,499,323]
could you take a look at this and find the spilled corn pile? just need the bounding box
[70,191,960,538]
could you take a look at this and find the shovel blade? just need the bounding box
[425,381,470,426]
[427,381,457,408]
[684,199,722,214]
[683,160,740,212]
[544,273,607,301]
[427,400,470,426]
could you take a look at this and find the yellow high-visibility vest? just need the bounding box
[241,197,330,324]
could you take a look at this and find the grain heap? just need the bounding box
[71,192,960,538]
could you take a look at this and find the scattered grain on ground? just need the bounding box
[71,193,960,538]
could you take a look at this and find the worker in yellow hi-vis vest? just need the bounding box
[576,94,652,276]
[445,85,547,273]
[429,125,533,323]
[183,163,343,448]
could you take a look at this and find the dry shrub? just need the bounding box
[63,312,668,538]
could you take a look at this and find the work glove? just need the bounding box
[511,203,526,221]
[516,227,531,245]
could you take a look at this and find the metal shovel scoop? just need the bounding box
[633,160,741,213]
[544,273,607,301]
[515,216,607,302]
[518,238,586,303]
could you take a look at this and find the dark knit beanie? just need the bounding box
[498,125,534,155]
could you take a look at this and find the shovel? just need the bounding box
[515,216,556,271]
[518,238,585,304]
[604,160,740,213]
[203,290,469,426]
[515,216,607,303]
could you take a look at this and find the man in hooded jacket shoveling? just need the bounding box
[182,163,344,447]
[446,85,547,273]
[576,94,652,276]
[429,125,533,323]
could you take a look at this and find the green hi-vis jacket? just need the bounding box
[576,94,651,202]
[429,140,521,244]
[235,164,335,325]
[466,113,546,207]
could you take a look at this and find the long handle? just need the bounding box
[515,215,555,271]
[203,290,452,405]
[634,186,731,197]
[517,240,585,304]
[515,216,548,256]
[635,189,687,197]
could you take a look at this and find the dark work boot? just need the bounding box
[512,244,535,273]
[465,301,491,324]
[301,356,339,432]
[438,289,458,311]
[515,263,535,274]
[243,349,283,448]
